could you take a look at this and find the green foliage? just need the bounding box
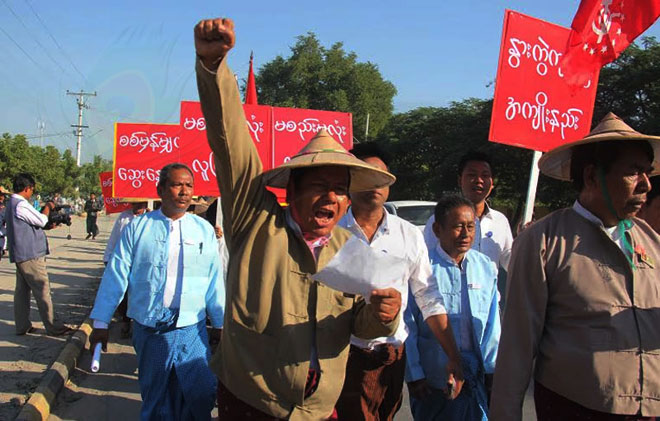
[256,33,397,138]
[375,100,533,223]
[0,133,111,198]
[594,36,660,134]
[77,155,113,196]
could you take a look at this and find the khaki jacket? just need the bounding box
[196,59,399,420]
[490,208,660,419]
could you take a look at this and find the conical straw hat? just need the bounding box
[538,112,660,181]
[262,129,396,192]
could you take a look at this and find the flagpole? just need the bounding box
[522,150,542,225]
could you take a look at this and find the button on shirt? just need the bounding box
[339,208,446,349]
[435,244,475,352]
[423,203,513,270]
[163,215,185,309]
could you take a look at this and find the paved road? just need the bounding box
[49,320,141,420]
[0,214,111,420]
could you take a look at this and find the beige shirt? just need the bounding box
[490,207,660,419]
[196,58,399,421]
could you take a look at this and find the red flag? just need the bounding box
[245,52,258,105]
[561,0,660,84]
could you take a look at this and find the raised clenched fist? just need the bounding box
[194,18,236,70]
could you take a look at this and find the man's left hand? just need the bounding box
[370,288,401,323]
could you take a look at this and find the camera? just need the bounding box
[46,205,73,229]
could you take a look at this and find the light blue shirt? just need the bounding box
[90,209,225,329]
[404,247,500,387]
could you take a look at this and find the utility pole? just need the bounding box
[38,121,45,147]
[66,90,97,166]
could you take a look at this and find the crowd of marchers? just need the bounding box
[3,16,660,421]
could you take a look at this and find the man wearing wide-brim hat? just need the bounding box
[490,113,660,420]
[195,18,404,420]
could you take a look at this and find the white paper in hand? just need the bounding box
[312,236,408,299]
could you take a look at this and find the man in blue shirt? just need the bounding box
[89,163,225,421]
[406,194,501,420]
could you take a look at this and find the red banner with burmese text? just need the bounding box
[114,103,352,200]
[271,106,352,167]
[489,10,599,152]
[99,171,131,214]
[112,123,181,198]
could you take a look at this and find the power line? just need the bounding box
[23,0,87,84]
[1,0,71,77]
[0,24,41,68]
[23,131,72,140]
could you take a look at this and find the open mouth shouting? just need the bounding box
[314,207,336,226]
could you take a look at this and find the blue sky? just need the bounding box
[1,1,658,162]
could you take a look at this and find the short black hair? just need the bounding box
[458,151,494,178]
[434,193,475,226]
[570,140,654,191]
[13,173,36,193]
[648,175,660,203]
[157,163,194,190]
[350,142,391,169]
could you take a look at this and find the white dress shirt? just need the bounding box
[103,209,138,263]
[163,213,185,309]
[339,208,446,349]
[11,194,48,227]
[423,203,513,271]
[0,205,6,250]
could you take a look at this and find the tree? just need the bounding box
[593,36,660,134]
[376,99,533,224]
[0,132,109,198]
[78,155,112,197]
[256,33,397,139]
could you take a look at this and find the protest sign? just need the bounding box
[114,102,352,200]
[489,10,599,152]
[178,101,352,202]
[112,123,181,198]
[271,106,352,166]
[179,101,218,196]
[179,101,273,197]
[99,171,131,214]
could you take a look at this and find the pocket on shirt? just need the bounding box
[439,291,460,314]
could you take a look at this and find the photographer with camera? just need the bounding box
[5,173,71,336]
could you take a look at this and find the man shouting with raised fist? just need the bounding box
[195,18,403,420]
